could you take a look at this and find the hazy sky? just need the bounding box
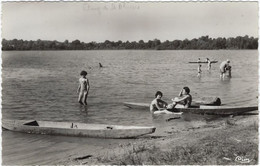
[2,2,258,43]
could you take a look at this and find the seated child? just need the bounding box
[150,91,168,113]
[167,87,192,110]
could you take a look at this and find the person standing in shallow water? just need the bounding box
[99,63,103,68]
[197,64,202,77]
[219,59,231,79]
[206,58,211,70]
[77,70,90,105]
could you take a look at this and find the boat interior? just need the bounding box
[24,120,39,126]
[22,120,151,130]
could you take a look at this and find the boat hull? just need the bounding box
[177,105,258,115]
[124,102,150,109]
[2,119,156,138]
[123,102,258,115]
[188,61,218,64]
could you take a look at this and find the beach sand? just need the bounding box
[60,113,258,165]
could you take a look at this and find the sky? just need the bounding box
[1,1,258,43]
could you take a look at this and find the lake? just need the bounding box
[2,50,258,164]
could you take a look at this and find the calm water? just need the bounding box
[2,50,258,164]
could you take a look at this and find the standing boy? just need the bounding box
[197,64,202,77]
[77,70,90,105]
[206,58,211,70]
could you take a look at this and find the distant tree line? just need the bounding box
[2,35,258,51]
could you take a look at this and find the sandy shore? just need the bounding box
[60,113,258,165]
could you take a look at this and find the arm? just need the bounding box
[77,83,81,94]
[86,79,90,93]
[162,100,168,107]
[178,89,183,97]
[154,99,165,110]
[172,95,189,103]
[224,64,229,72]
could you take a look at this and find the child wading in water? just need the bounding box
[77,70,90,105]
[197,64,202,77]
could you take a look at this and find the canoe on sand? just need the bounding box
[2,119,156,139]
[123,102,258,115]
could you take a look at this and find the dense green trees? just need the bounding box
[2,35,258,51]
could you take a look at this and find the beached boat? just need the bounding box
[125,97,221,109]
[188,60,218,64]
[123,102,258,115]
[2,119,156,138]
[124,102,150,109]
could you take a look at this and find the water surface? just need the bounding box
[2,50,258,164]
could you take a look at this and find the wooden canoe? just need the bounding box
[2,119,156,139]
[124,97,221,109]
[124,102,150,109]
[179,105,258,115]
[123,102,258,115]
[188,60,218,64]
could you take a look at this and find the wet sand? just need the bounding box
[60,113,258,165]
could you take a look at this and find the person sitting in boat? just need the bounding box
[150,91,168,113]
[167,87,192,110]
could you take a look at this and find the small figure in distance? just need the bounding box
[197,64,202,77]
[219,59,231,79]
[99,63,103,68]
[77,70,90,105]
[167,87,192,110]
[150,91,168,113]
[197,58,201,63]
[206,58,211,70]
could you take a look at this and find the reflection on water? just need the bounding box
[2,50,258,164]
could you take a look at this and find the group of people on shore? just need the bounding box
[77,67,193,113]
[197,58,231,79]
[150,87,192,113]
[151,58,231,114]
